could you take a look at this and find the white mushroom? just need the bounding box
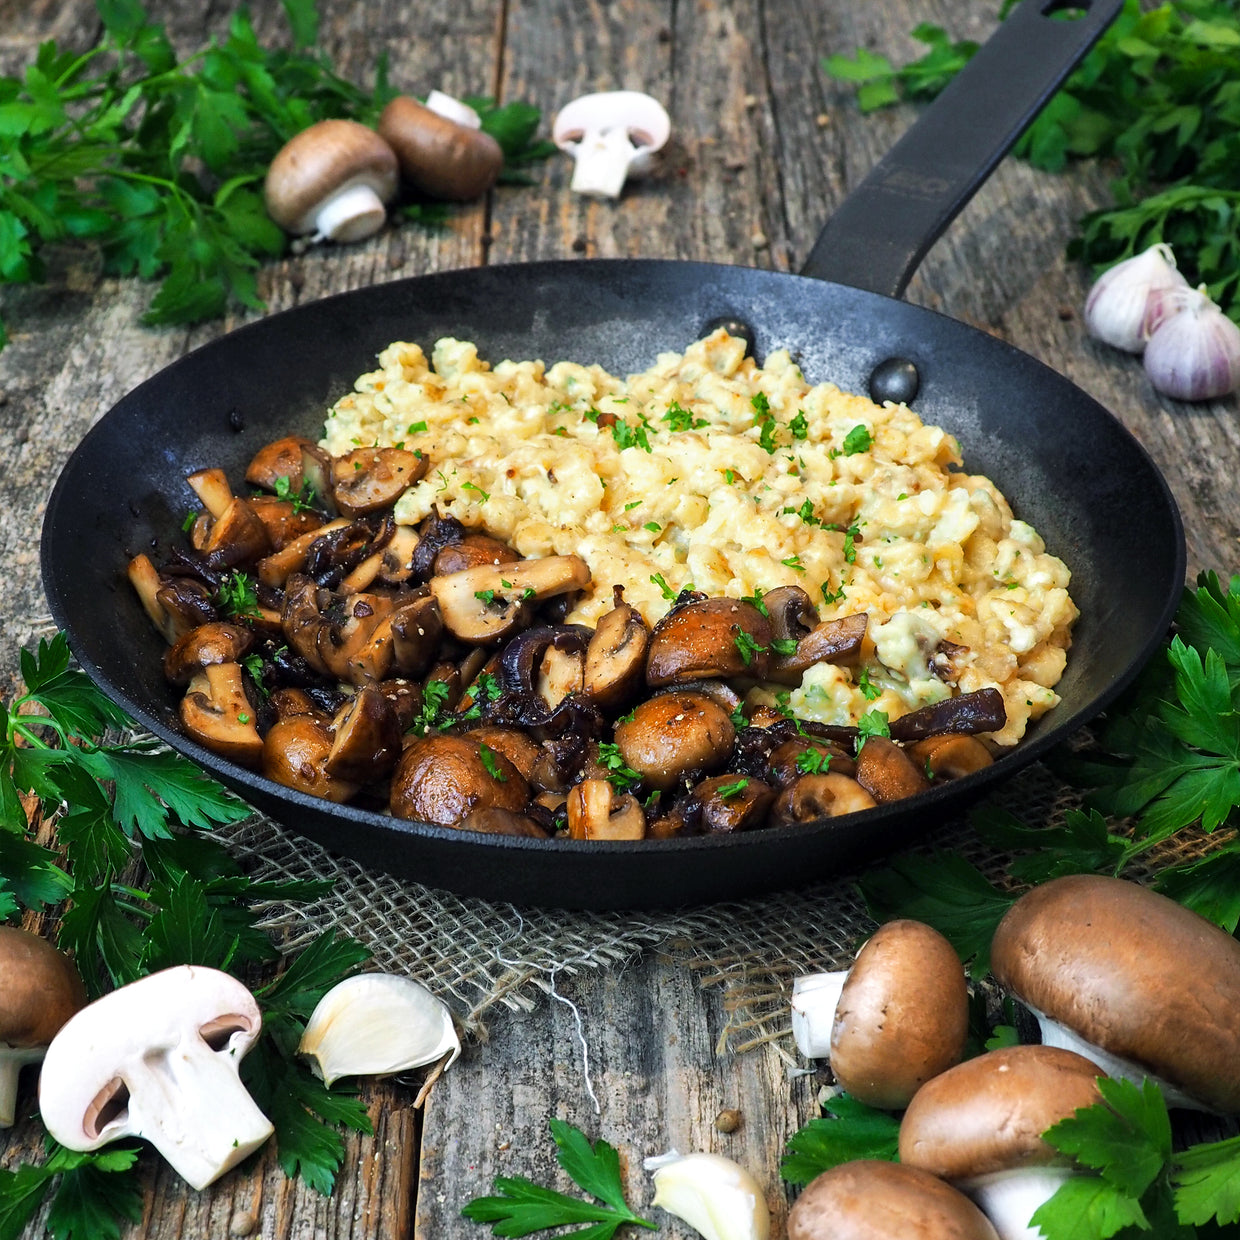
[264,118,399,245]
[552,91,670,198]
[38,966,274,1191]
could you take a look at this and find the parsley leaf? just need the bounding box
[462,1118,656,1238]
[479,742,507,782]
[781,1094,900,1185]
[840,424,873,455]
[596,742,641,791]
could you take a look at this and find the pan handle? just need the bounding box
[800,0,1122,298]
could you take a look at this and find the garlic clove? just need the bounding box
[1143,286,1240,402]
[1083,242,1187,353]
[645,1150,770,1240]
[789,969,847,1059]
[298,973,460,1085]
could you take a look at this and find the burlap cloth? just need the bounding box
[221,743,1228,1058]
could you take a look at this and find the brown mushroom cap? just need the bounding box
[377,96,504,201]
[646,597,773,686]
[990,874,1240,1113]
[830,919,968,1110]
[788,1161,999,1240]
[898,1045,1103,1181]
[263,715,360,802]
[163,623,255,688]
[264,119,398,238]
[771,772,876,824]
[0,928,87,1048]
[614,690,735,792]
[855,735,931,803]
[390,734,530,826]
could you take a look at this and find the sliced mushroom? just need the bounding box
[128,555,215,644]
[433,534,520,576]
[566,779,646,841]
[458,807,551,838]
[771,772,876,824]
[332,447,428,517]
[248,497,324,550]
[583,592,650,710]
[614,689,736,792]
[194,497,272,568]
[768,612,869,685]
[185,468,235,518]
[389,593,444,677]
[390,734,531,826]
[889,688,1007,742]
[855,735,932,803]
[907,733,994,780]
[256,517,352,588]
[245,435,318,492]
[766,737,856,786]
[324,687,403,783]
[163,622,256,687]
[299,445,338,516]
[263,714,360,802]
[552,91,670,199]
[377,525,422,585]
[646,597,773,686]
[180,663,262,768]
[690,775,775,833]
[430,555,591,644]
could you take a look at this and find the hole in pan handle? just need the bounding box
[800,0,1123,299]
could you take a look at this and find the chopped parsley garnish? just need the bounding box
[216,570,261,618]
[843,524,860,563]
[781,555,806,573]
[717,778,749,799]
[771,637,799,656]
[857,666,881,701]
[662,401,709,431]
[821,579,848,606]
[841,424,874,455]
[407,420,428,434]
[729,702,748,729]
[273,475,317,512]
[457,672,504,723]
[479,743,507,781]
[751,392,779,453]
[474,589,498,606]
[610,418,653,453]
[796,746,832,774]
[740,589,769,617]
[462,481,490,502]
[597,742,641,790]
[790,409,809,441]
[181,510,197,533]
[411,679,453,734]
[724,469,737,485]
[651,573,678,601]
[782,498,823,527]
[733,630,768,667]
[624,500,642,511]
[643,522,661,533]
[856,709,891,748]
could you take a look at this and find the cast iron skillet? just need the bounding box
[42,0,1185,909]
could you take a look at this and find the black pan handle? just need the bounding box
[801,0,1122,298]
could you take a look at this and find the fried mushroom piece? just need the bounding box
[906,733,994,780]
[566,779,646,841]
[689,775,775,833]
[613,690,736,792]
[855,735,932,803]
[331,447,428,516]
[180,664,263,769]
[771,772,877,824]
[390,734,531,827]
[324,686,402,783]
[646,597,773,685]
[263,714,360,802]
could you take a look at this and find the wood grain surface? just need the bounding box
[0,0,1229,1236]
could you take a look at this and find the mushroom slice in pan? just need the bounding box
[889,688,1007,742]
[566,779,646,841]
[256,518,352,588]
[458,807,551,838]
[324,686,402,784]
[614,690,735,793]
[907,733,994,780]
[194,496,272,568]
[331,447,428,517]
[245,435,319,492]
[646,597,773,686]
[689,775,775,834]
[163,622,256,688]
[430,555,591,644]
[855,735,931,803]
[390,734,531,827]
[248,496,324,550]
[766,738,855,786]
[263,713,360,802]
[768,612,869,685]
[185,467,235,518]
[128,554,214,644]
[432,533,519,576]
[180,663,262,769]
[388,593,444,677]
[770,772,876,824]
[582,591,649,710]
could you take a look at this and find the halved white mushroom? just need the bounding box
[552,91,670,198]
[38,966,274,1191]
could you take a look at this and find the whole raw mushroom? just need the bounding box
[990,874,1240,1112]
[377,93,504,200]
[790,919,968,1109]
[0,927,87,1128]
[264,118,398,244]
[39,965,274,1190]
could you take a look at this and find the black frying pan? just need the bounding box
[41,0,1185,909]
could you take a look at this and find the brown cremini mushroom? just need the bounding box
[377,95,505,201]
[614,690,736,792]
[390,734,530,827]
[566,779,646,841]
[855,735,931,803]
[324,686,402,783]
[787,1160,999,1240]
[646,597,773,686]
[691,775,775,833]
[907,733,994,780]
[163,623,256,688]
[180,663,262,768]
[263,714,360,802]
[264,119,399,243]
[790,919,968,1109]
[331,447,428,517]
[771,772,876,824]
[991,874,1240,1113]
[0,928,87,1128]
[582,593,649,709]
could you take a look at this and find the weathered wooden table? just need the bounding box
[0,0,1231,1235]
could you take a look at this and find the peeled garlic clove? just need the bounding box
[789,970,847,1059]
[1143,286,1240,402]
[645,1150,770,1240]
[298,973,460,1085]
[1084,242,1187,352]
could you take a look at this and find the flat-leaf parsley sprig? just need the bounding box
[462,1118,656,1239]
[0,633,375,1227]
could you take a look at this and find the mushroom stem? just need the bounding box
[0,1046,46,1127]
[789,970,848,1059]
[569,125,645,198]
[1034,1012,1204,1111]
[965,1168,1074,1240]
[311,181,390,244]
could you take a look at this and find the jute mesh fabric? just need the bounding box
[220,740,1230,1056]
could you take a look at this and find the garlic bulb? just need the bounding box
[645,1150,770,1240]
[789,970,847,1059]
[1143,286,1240,401]
[298,973,460,1085]
[1084,242,1187,352]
